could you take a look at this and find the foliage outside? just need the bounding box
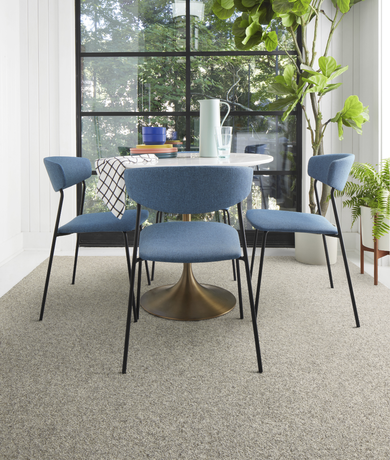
[213,0,369,215]
[336,160,390,241]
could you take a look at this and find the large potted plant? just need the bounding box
[337,159,390,284]
[213,0,369,263]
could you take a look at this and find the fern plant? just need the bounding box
[338,159,390,240]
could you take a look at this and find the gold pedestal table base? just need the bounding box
[141,263,236,321]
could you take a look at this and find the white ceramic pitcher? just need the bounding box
[199,99,230,157]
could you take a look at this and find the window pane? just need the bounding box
[190,55,295,111]
[81,115,189,164]
[82,56,186,112]
[190,114,297,172]
[80,0,296,53]
[81,0,185,53]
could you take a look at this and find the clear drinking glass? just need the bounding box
[215,126,233,158]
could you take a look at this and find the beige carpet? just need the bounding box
[1,256,390,459]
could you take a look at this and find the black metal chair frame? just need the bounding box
[39,180,150,321]
[251,180,360,328]
[122,200,263,375]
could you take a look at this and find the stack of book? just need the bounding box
[130,143,178,158]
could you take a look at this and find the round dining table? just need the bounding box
[131,151,274,321]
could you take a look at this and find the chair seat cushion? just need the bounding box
[58,209,149,234]
[246,209,338,235]
[139,221,242,263]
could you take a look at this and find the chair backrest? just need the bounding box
[124,166,253,214]
[245,144,266,154]
[44,157,92,192]
[308,153,355,192]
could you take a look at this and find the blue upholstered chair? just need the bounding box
[39,156,149,321]
[151,209,237,282]
[122,166,263,374]
[247,153,360,328]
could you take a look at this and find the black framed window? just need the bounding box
[75,0,302,247]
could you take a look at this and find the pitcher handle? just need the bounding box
[220,101,230,127]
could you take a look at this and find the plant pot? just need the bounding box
[295,232,338,265]
[360,206,390,251]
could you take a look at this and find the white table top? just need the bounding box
[130,152,273,167]
[95,152,273,218]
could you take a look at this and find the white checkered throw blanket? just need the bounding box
[95,155,158,218]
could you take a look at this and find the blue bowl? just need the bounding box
[142,127,166,145]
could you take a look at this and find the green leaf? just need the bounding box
[257,1,276,24]
[329,65,348,81]
[319,82,342,96]
[337,118,344,140]
[343,118,363,134]
[232,15,248,37]
[242,20,261,45]
[212,0,235,19]
[292,0,311,16]
[241,0,258,7]
[302,74,328,92]
[274,75,286,85]
[234,29,263,50]
[342,95,364,119]
[267,95,298,111]
[221,0,235,8]
[271,0,295,14]
[331,0,351,13]
[233,0,251,12]
[319,56,337,78]
[281,97,300,120]
[280,13,295,27]
[331,97,369,140]
[268,81,295,96]
[300,64,318,75]
[283,64,295,86]
[264,31,278,51]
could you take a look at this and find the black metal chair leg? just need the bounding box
[123,232,137,321]
[40,190,64,321]
[226,211,237,281]
[322,234,334,288]
[136,258,143,321]
[222,209,237,281]
[123,204,142,374]
[238,202,263,373]
[338,234,360,328]
[151,211,163,282]
[235,259,243,319]
[123,232,132,282]
[331,190,360,328]
[255,232,268,315]
[71,234,80,285]
[250,229,259,276]
[39,234,58,321]
[144,260,151,285]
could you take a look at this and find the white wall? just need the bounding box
[0,2,23,264]
[0,0,76,268]
[379,0,390,161]
[301,0,380,244]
